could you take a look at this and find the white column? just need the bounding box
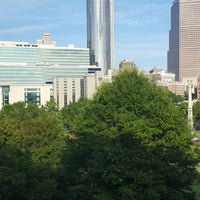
[188,80,193,131]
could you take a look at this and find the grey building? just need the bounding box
[87,0,114,75]
[168,0,200,81]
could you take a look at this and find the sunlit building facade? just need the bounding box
[168,0,200,81]
[0,33,102,109]
[54,70,112,108]
[87,0,114,75]
[119,59,136,69]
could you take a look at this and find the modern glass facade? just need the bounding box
[0,34,103,108]
[87,0,114,75]
[0,39,91,85]
[168,0,200,81]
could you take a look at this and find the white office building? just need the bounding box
[0,33,104,109]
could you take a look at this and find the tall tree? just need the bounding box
[62,68,199,200]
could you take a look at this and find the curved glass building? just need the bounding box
[87,0,114,75]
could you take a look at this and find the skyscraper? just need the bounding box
[87,0,114,75]
[167,0,200,81]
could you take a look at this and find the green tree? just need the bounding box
[61,97,90,131]
[0,145,32,200]
[0,102,67,199]
[62,68,199,200]
[44,98,59,114]
[193,101,200,122]
[167,91,184,104]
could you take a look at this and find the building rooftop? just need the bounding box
[0,33,80,49]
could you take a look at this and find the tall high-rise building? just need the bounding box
[87,0,114,75]
[167,0,200,81]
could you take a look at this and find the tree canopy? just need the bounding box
[193,101,200,122]
[0,69,199,199]
[0,101,67,199]
[62,68,199,200]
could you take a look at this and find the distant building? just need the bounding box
[119,59,136,69]
[54,70,112,108]
[154,71,175,84]
[149,67,165,75]
[0,84,53,108]
[181,77,197,99]
[148,67,199,98]
[167,82,185,97]
[197,75,200,99]
[149,67,185,96]
[36,32,56,46]
[87,0,114,75]
[168,0,200,81]
[0,33,105,109]
[149,67,175,84]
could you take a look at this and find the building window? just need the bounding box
[98,77,103,82]
[64,80,67,92]
[72,80,76,102]
[63,80,68,105]
[57,94,59,107]
[24,88,40,106]
[64,94,67,106]
[50,88,54,100]
[2,86,10,106]
[80,79,84,97]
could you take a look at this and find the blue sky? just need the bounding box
[0,0,172,72]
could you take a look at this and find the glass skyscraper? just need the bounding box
[87,0,114,75]
[168,0,200,81]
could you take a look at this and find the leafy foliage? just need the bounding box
[0,145,31,200]
[61,97,90,131]
[62,68,199,200]
[167,91,184,104]
[193,101,200,122]
[0,102,67,199]
[0,69,199,199]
